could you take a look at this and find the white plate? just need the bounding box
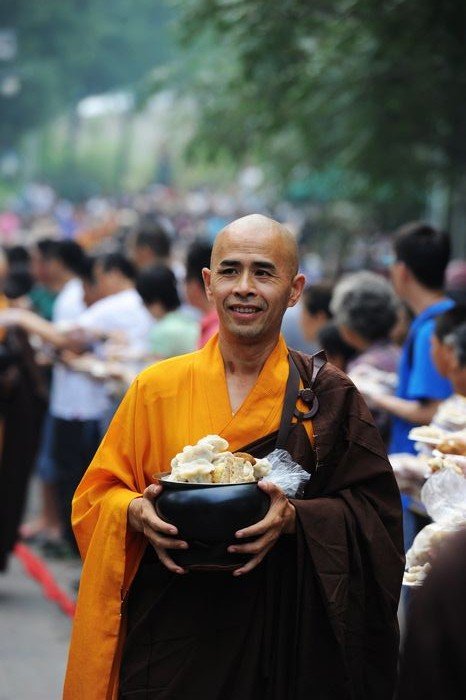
[408,428,444,445]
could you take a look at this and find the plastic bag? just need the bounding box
[421,468,466,525]
[262,449,310,498]
[403,466,466,586]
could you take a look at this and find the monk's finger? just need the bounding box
[232,543,273,577]
[153,546,186,575]
[257,479,286,501]
[228,529,278,555]
[147,531,188,550]
[140,498,179,537]
[235,500,287,539]
[233,481,286,539]
[143,483,162,500]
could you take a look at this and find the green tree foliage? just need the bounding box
[176,0,466,224]
[0,0,174,149]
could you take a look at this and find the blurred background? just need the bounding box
[1,1,465,263]
[1,2,466,699]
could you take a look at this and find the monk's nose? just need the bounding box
[233,272,255,296]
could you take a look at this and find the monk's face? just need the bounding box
[203,216,305,343]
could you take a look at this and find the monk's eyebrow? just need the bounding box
[218,259,277,271]
[218,259,240,267]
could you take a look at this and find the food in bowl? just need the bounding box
[155,435,272,569]
[164,434,271,485]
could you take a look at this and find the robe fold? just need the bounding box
[64,335,404,699]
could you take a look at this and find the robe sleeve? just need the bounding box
[290,359,405,699]
[65,380,148,700]
[72,378,145,560]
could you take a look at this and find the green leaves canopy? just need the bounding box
[176,0,466,221]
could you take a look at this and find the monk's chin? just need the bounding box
[228,323,270,342]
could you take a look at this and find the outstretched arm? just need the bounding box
[0,308,68,347]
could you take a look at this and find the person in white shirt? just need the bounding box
[76,253,153,356]
[0,253,155,546]
[47,242,106,550]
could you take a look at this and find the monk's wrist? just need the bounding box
[127,497,144,533]
[282,501,296,535]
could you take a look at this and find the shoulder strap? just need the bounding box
[275,350,327,450]
[275,355,301,450]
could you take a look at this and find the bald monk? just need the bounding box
[64,215,404,700]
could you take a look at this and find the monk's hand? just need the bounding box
[127,484,188,575]
[228,481,296,577]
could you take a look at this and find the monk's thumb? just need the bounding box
[145,483,162,498]
[257,479,281,497]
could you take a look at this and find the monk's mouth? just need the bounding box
[228,305,263,316]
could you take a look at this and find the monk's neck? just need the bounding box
[219,334,278,378]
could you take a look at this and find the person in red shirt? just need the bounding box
[185,239,219,347]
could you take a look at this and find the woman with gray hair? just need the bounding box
[331,271,401,443]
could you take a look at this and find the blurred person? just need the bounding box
[445,259,466,305]
[282,303,316,354]
[397,527,466,700]
[185,238,219,347]
[0,249,8,287]
[400,306,466,438]
[16,241,89,546]
[132,219,172,271]
[440,321,466,398]
[47,240,88,323]
[136,264,199,358]
[330,271,400,443]
[75,253,153,353]
[331,271,400,369]
[300,281,333,349]
[65,214,403,700]
[0,252,152,437]
[29,238,59,321]
[3,266,34,308]
[4,244,30,269]
[372,222,453,454]
[46,241,104,551]
[317,320,357,371]
[431,306,466,380]
[79,255,103,309]
[0,290,47,570]
[390,302,413,347]
[371,222,453,549]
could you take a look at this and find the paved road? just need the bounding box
[0,553,72,700]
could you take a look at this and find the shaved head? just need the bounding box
[212,214,299,278]
[203,213,305,345]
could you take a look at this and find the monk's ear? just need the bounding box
[288,273,306,308]
[202,267,213,301]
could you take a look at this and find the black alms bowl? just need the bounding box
[155,478,270,570]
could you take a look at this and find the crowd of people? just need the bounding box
[1,194,466,696]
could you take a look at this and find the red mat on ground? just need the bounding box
[13,542,76,618]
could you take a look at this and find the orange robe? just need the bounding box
[64,334,311,699]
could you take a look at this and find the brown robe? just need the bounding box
[397,527,466,700]
[119,351,404,699]
[0,327,46,571]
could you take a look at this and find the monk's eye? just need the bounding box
[219,268,237,276]
[255,269,272,277]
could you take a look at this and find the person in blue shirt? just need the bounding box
[371,222,453,452]
[369,222,453,547]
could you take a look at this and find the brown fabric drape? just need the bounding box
[119,351,404,700]
[397,527,466,700]
[0,327,46,571]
